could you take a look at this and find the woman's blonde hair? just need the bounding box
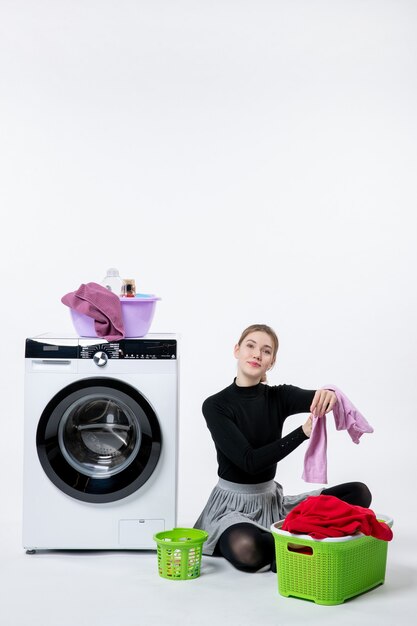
[237,324,279,366]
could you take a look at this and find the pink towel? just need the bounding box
[61,282,125,341]
[302,385,374,484]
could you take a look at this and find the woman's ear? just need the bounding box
[233,343,240,359]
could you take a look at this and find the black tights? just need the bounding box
[215,481,372,573]
[321,481,372,508]
[215,522,275,573]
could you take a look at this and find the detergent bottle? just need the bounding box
[121,279,136,297]
[101,268,124,295]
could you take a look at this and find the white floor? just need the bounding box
[1,519,416,626]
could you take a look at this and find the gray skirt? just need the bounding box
[194,478,322,555]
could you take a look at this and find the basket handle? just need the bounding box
[287,542,313,555]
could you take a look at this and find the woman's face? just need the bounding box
[234,331,275,384]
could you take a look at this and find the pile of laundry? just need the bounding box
[282,495,393,541]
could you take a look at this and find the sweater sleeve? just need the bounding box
[203,398,309,475]
[278,384,316,416]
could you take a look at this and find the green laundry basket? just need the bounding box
[153,528,208,580]
[271,514,393,605]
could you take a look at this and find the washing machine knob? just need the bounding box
[93,351,108,367]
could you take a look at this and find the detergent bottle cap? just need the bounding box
[106,268,120,277]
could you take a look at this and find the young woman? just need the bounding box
[194,324,371,573]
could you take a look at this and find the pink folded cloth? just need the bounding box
[302,385,374,484]
[61,282,124,341]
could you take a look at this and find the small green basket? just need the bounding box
[271,515,393,605]
[153,528,208,580]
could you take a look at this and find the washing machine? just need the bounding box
[23,333,178,551]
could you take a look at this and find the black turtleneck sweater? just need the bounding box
[202,380,315,484]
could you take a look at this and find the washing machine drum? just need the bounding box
[36,379,162,503]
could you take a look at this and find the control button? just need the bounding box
[93,351,108,367]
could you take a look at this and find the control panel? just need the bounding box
[26,337,177,360]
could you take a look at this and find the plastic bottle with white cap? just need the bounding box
[101,268,124,295]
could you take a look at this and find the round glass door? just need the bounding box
[58,394,141,478]
[37,378,161,503]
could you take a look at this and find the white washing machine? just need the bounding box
[23,333,178,552]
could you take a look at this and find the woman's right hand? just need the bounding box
[302,415,313,438]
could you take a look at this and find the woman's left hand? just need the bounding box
[310,389,337,417]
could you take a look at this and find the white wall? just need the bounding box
[1,0,416,529]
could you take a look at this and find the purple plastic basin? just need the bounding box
[69,297,160,338]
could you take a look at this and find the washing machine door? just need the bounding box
[36,378,161,503]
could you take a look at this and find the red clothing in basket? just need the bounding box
[282,495,393,541]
